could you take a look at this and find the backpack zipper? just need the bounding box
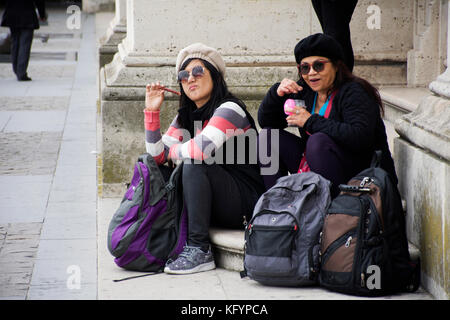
[271,182,318,194]
[353,197,370,288]
[345,236,353,248]
[320,229,357,267]
[361,193,384,234]
[247,224,298,235]
[250,209,301,230]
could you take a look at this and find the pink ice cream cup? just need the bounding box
[284,99,305,115]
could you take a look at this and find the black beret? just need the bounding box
[294,33,345,64]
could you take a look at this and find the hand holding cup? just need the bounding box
[284,99,311,128]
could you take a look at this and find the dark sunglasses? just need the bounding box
[177,65,205,83]
[299,60,331,75]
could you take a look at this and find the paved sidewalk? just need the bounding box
[0,7,97,299]
[0,7,434,301]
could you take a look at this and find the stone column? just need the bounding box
[99,0,127,68]
[82,0,115,13]
[407,0,447,87]
[430,1,450,97]
[395,0,450,300]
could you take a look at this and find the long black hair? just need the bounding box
[176,58,247,135]
[332,60,384,115]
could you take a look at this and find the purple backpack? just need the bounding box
[107,154,187,273]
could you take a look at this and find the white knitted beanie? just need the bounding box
[176,43,226,77]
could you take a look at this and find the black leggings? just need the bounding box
[181,162,257,251]
[311,0,358,72]
[258,129,367,198]
[9,28,34,78]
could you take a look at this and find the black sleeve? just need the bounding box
[257,82,288,129]
[303,82,379,152]
[258,81,309,129]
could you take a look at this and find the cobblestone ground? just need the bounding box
[0,223,42,298]
[0,132,62,175]
[0,7,80,299]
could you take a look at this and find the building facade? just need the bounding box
[94,0,449,299]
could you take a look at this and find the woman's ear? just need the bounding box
[297,64,302,80]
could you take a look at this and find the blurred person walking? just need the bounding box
[1,0,47,81]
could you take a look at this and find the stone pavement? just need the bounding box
[0,7,434,302]
[0,7,97,299]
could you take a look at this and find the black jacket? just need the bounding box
[1,0,46,29]
[258,80,398,184]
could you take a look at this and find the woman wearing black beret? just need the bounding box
[257,33,397,198]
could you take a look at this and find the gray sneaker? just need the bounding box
[164,245,216,274]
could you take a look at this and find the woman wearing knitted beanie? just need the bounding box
[257,33,397,198]
[144,43,265,274]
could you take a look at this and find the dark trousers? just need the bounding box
[258,128,366,198]
[182,162,257,251]
[9,27,34,79]
[311,0,358,71]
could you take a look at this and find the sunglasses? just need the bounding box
[177,65,205,83]
[299,60,331,75]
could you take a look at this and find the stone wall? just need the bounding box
[394,0,450,299]
[395,95,450,300]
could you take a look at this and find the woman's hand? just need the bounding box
[144,82,165,112]
[286,106,311,128]
[277,78,303,97]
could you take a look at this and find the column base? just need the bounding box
[394,94,450,300]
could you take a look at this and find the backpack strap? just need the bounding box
[139,153,172,206]
[167,162,183,191]
[113,270,163,282]
[370,150,383,168]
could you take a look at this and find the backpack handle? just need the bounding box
[370,150,382,168]
[138,153,170,206]
[166,163,183,192]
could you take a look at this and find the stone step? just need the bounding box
[210,228,245,272]
[380,86,431,155]
[379,86,431,123]
[32,38,81,50]
[210,227,421,272]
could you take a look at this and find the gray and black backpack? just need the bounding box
[318,151,420,296]
[241,172,331,286]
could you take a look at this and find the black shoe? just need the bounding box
[406,257,421,292]
[18,76,32,81]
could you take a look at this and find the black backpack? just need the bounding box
[241,172,331,286]
[318,151,420,296]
